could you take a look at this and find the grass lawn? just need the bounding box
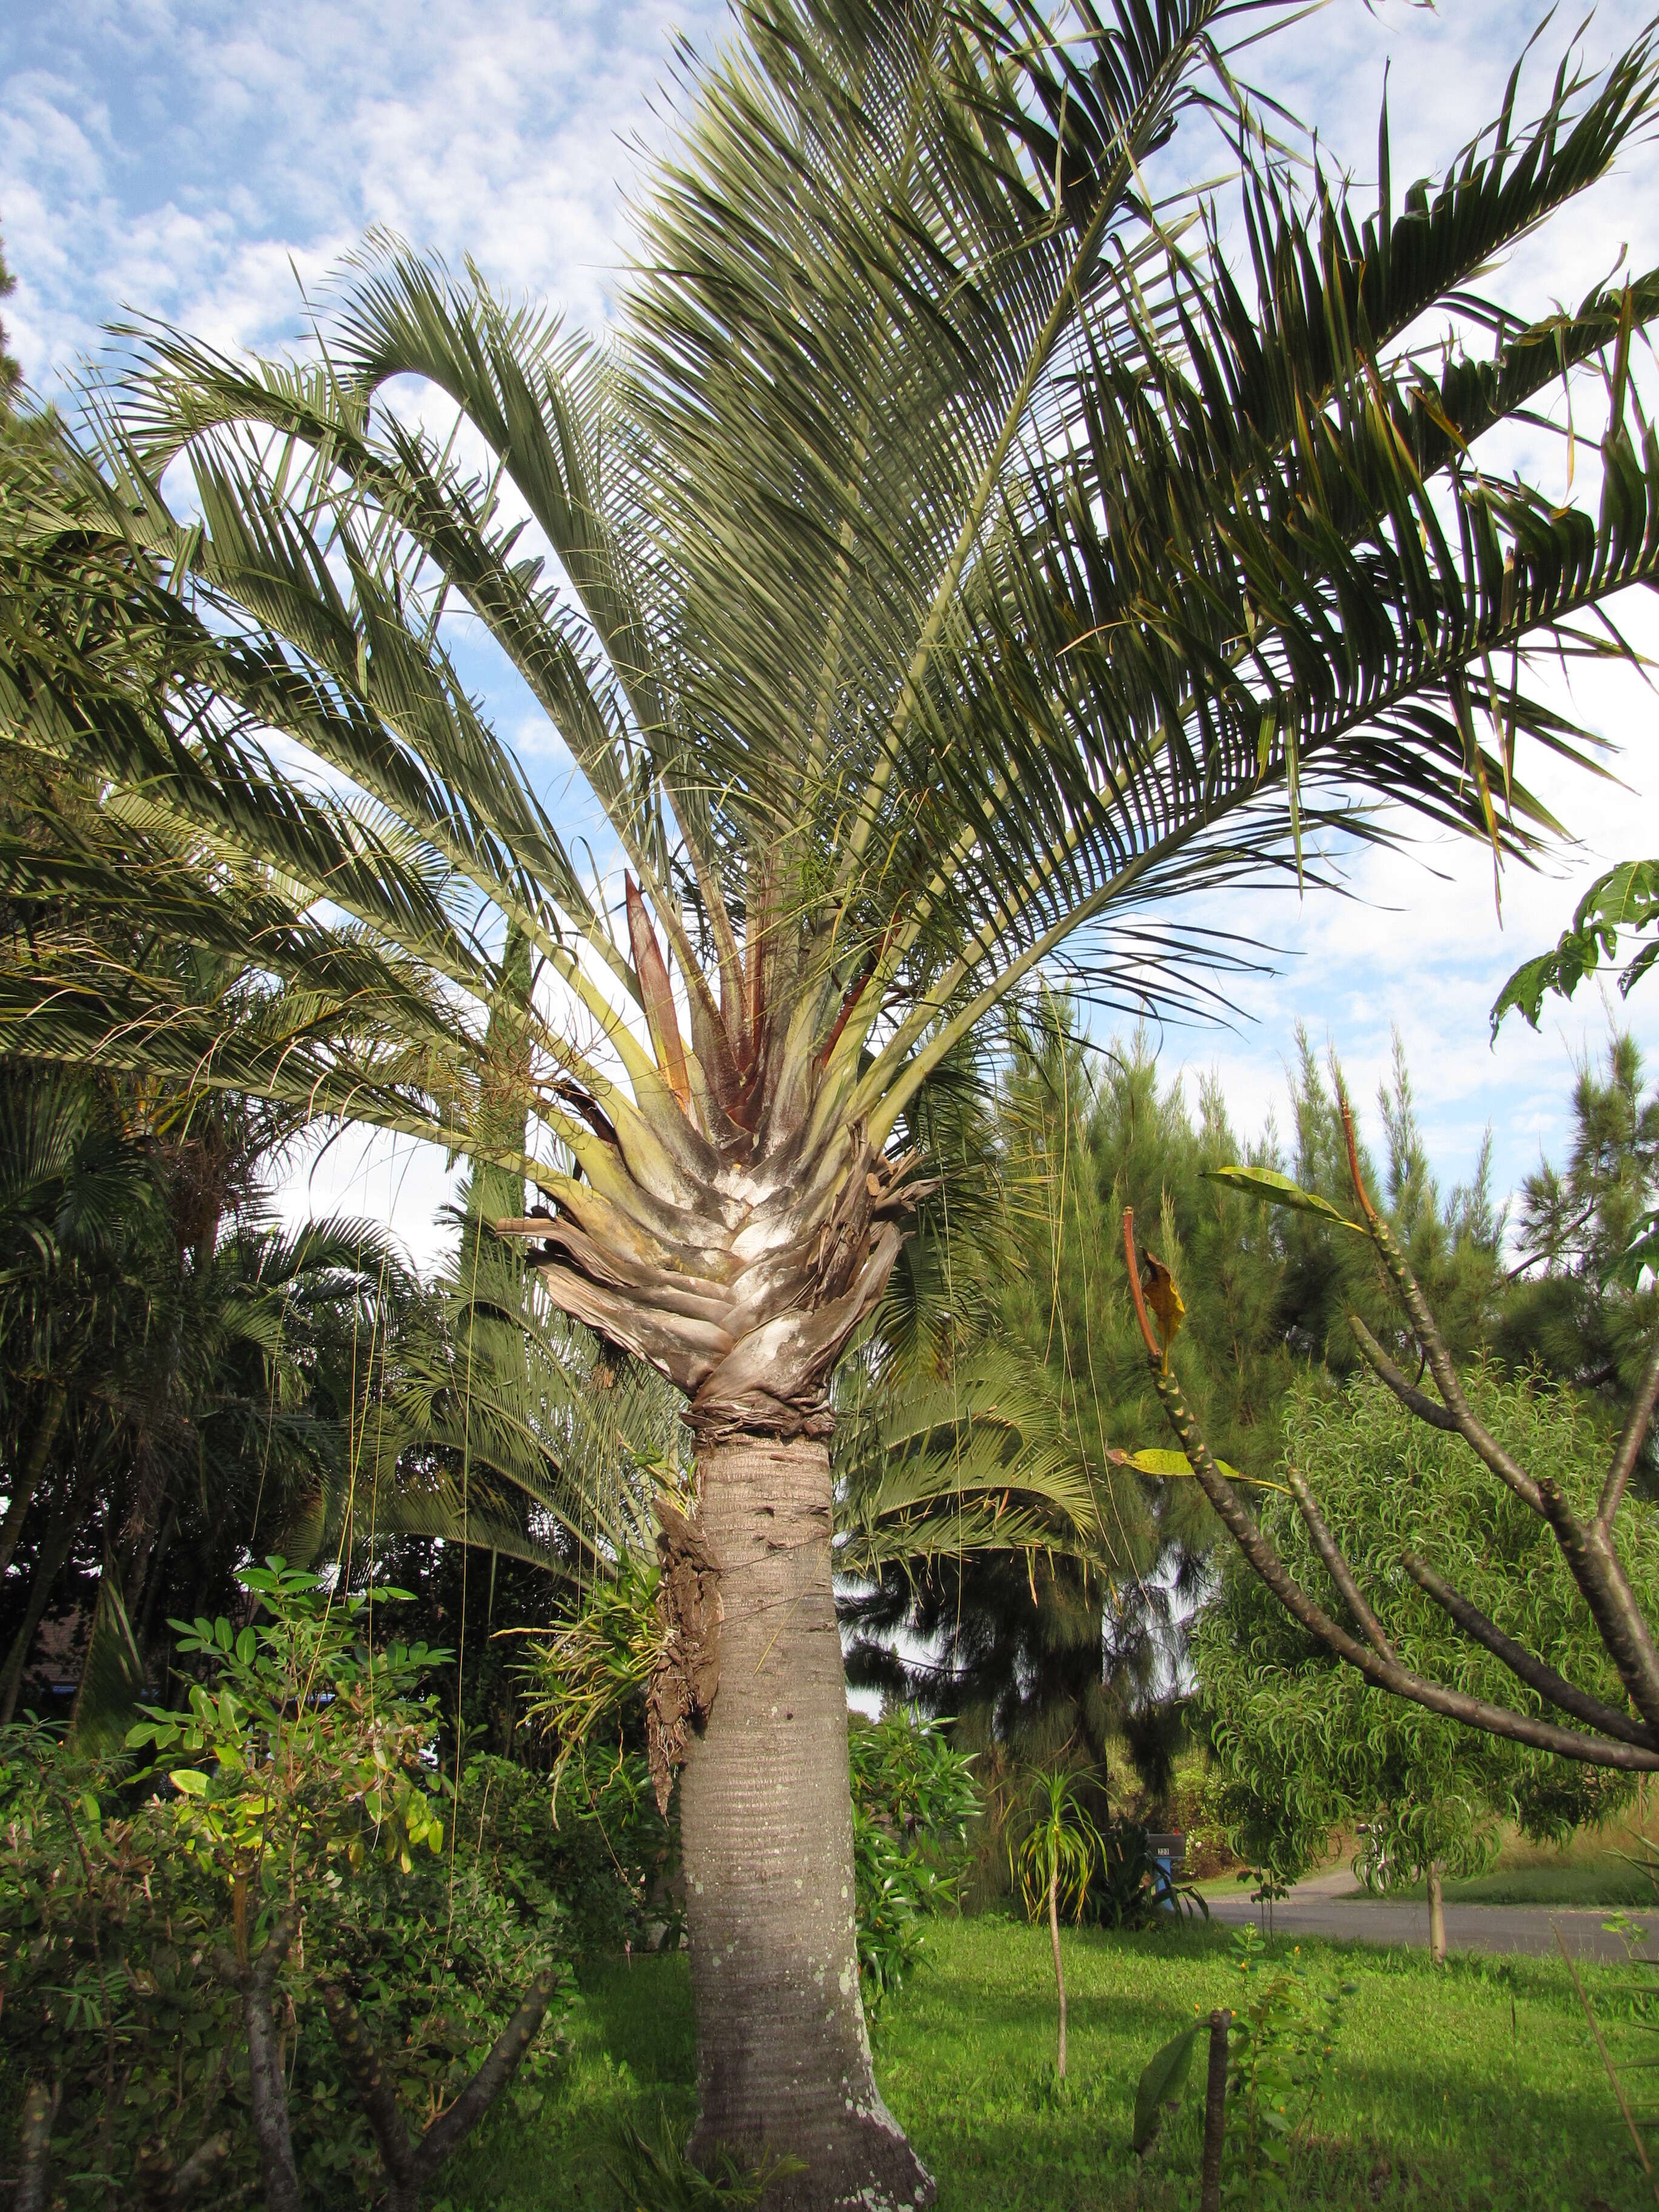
[1356,1860,1657,1909]
[443,1913,1653,2211]
[1198,1815,1659,1910]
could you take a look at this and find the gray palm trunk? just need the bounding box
[682,1433,929,2207]
[500,1076,936,2203]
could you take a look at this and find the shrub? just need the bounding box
[847,1711,977,2006]
[0,1566,577,2205]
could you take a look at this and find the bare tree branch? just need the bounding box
[1346,1312,1460,1432]
[1399,1551,1658,1750]
[1285,1467,1396,1661]
[322,1964,560,2212]
[1599,1329,1659,1528]
[1338,1101,1543,1511]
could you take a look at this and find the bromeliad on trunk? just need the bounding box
[12,4,1659,2202]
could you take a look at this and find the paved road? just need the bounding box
[1201,1871,1641,1963]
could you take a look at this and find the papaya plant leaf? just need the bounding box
[1133,2022,1200,2154]
[1116,1447,1287,1493]
[1202,1165,1365,1230]
[1492,858,1659,1034]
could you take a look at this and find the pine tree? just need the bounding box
[1496,1031,1659,1467]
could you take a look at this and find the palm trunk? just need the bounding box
[0,1383,65,1581]
[1427,1862,1446,1965]
[1048,1864,1067,2079]
[0,1461,98,1723]
[680,1431,933,2211]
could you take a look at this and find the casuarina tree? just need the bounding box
[8,5,1659,2202]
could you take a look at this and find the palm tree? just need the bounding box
[7,4,1659,2199]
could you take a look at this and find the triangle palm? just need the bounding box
[8,5,1659,2199]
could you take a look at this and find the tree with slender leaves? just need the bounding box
[1127,1085,1659,1778]
[1194,1366,1644,1963]
[8,4,1659,2198]
[1009,1766,1103,2079]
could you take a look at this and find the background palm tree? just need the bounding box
[7,4,1659,2200]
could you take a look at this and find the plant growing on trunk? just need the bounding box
[1010,1768,1102,2079]
[11,4,1659,2198]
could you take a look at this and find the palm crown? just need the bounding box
[10,0,1659,1438]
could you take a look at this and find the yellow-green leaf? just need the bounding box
[1122,1448,1286,1493]
[1203,1165,1365,1231]
[1127,1447,1242,1481]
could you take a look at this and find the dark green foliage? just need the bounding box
[1496,1032,1659,1446]
[1195,1369,1652,1886]
[0,1734,576,2204]
[847,1711,979,2006]
[1082,1821,1207,1931]
[0,1056,403,1732]
[1131,2019,1201,2154]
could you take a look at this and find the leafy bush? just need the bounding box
[1163,1754,1241,1880]
[1221,1923,1355,2210]
[847,1711,977,2007]
[1128,1923,1353,2204]
[469,1744,682,1960]
[0,1566,577,2205]
[0,1723,236,2198]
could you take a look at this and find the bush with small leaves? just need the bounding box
[1,1566,577,2208]
[848,1711,978,2008]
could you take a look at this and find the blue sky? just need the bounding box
[6,1,1659,1262]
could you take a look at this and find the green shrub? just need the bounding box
[1163,1754,1240,1880]
[1221,1923,1355,2210]
[0,1567,578,2204]
[847,1711,977,2006]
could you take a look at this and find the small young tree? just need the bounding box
[129,1563,561,2212]
[1193,1372,1640,1961]
[1128,1078,1659,1783]
[1009,1768,1102,2079]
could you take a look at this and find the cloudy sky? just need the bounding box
[5,0,1659,1264]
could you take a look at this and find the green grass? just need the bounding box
[1198,1816,1659,1909]
[441,1914,1653,2211]
[1354,1860,1657,1909]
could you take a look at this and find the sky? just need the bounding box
[5,0,1659,1267]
